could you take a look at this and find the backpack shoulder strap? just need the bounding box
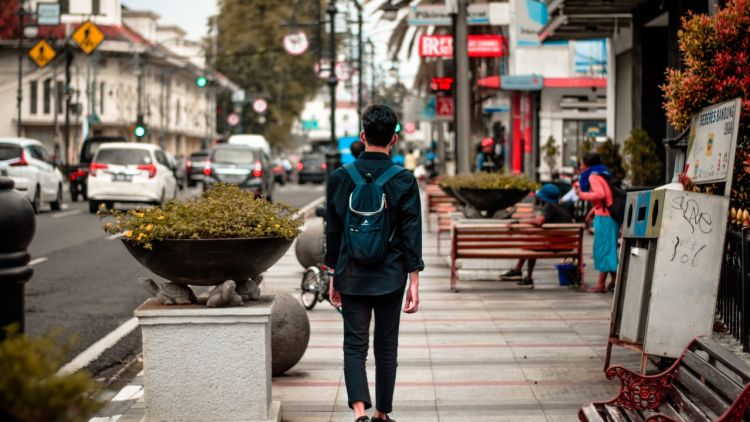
[344,163,364,186]
[374,165,406,188]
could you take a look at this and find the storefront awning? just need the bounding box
[477,75,607,90]
[538,0,643,41]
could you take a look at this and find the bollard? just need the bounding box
[0,177,35,340]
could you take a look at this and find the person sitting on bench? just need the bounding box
[501,184,573,286]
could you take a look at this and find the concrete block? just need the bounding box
[135,296,282,422]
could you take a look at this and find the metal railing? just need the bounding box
[717,227,750,351]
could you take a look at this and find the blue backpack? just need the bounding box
[343,163,405,266]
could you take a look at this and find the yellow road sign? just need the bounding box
[28,39,56,68]
[72,21,105,54]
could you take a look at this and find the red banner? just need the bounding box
[418,35,505,58]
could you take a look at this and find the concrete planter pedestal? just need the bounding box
[135,296,281,422]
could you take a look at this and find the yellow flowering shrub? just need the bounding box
[101,184,303,249]
[439,173,539,191]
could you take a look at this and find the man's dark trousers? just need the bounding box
[341,286,405,413]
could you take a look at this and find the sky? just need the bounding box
[121,0,219,41]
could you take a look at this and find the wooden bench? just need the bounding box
[579,336,750,422]
[436,203,457,255]
[450,223,584,291]
[425,187,457,232]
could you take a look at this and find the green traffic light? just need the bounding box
[134,125,147,137]
[196,76,208,88]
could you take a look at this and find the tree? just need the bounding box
[542,135,559,179]
[216,0,324,149]
[623,128,663,187]
[596,138,627,185]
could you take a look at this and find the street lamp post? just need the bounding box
[16,0,26,137]
[325,0,341,184]
[448,0,471,174]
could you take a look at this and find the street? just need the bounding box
[24,183,324,380]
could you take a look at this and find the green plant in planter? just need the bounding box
[440,173,539,191]
[101,184,303,249]
[543,135,560,179]
[0,326,100,422]
[596,138,627,184]
[623,128,663,187]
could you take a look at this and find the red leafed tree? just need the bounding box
[0,0,21,40]
[662,0,750,224]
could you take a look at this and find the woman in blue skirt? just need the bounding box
[575,152,619,292]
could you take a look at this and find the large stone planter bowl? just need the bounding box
[439,185,465,205]
[123,237,293,286]
[456,188,529,216]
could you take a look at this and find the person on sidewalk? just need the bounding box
[325,104,424,422]
[501,184,573,286]
[574,152,619,292]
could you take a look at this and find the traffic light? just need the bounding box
[196,75,208,88]
[134,114,147,139]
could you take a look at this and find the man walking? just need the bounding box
[325,105,424,422]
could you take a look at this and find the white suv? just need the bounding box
[0,138,64,213]
[87,143,177,213]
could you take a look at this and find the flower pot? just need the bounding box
[439,185,466,205]
[122,237,293,286]
[455,188,529,217]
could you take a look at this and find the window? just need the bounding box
[56,81,64,114]
[29,81,38,114]
[92,0,100,15]
[100,82,105,115]
[155,150,169,166]
[562,120,607,168]
[43,79,52,114]
[60,0,69,14]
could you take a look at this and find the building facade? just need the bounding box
[0,0,237,163]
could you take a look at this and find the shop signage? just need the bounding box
[500,74,543,91]
[431,77,454,91]
[408,3,509,26]
[418,35,505,58]
[685,97,742,185]
[436,96,454,118]
[36,3,61,26]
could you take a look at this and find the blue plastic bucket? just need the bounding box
[555,263,577,286]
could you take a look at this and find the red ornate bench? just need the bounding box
[579,336,750,421]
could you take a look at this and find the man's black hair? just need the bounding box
[582,152,602,167]
[362,105,398,147]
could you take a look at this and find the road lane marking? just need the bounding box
[58,317,139,376]
[52,209,83,218]
[29,257,48,266]
[296,196,325,219]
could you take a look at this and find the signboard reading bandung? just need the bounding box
[418,35,505,58]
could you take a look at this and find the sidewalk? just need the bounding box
[93,202,642,422]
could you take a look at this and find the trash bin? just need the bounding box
[555,263,577,286]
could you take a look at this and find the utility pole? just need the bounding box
[353,1,363,129]
[436,59,447,175]
[367,39,375,104]
[63,44,73,164]
[16,0,25,137]
[325,0,340,184]
[451,0,471,174]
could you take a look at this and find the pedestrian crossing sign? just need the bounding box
[28,39,56,68]
[72,21,105,54]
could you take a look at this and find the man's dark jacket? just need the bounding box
[325,151,424,296]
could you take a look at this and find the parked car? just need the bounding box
[186,150,209,187]
[68,136,127,202]
[0,138,64,213]
[167,153,187,190]
[87,143,178,213]
[203,144,275,201]
[297,154,326,184]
